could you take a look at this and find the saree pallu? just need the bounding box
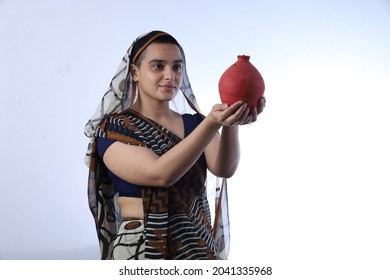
[88,109,229,260]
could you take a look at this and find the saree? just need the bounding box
[85,30,230,260]
[89,109,228,259]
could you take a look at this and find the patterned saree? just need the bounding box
[88,109,229,259]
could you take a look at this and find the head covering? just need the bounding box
[84,30,199,167]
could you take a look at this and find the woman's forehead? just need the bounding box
[142,43,182,61]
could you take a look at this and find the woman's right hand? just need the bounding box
[207,100,251,126]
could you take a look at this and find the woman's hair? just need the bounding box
[131,34,180,67]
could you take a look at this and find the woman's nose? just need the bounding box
[164,67,175,80]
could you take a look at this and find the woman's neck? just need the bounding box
[131,99,175,122]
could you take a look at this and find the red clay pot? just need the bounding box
[218,55,265,109]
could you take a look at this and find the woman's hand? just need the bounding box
[207,97,266,126]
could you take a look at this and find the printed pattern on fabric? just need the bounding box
[88,109,228,259]
[113,220,146,260]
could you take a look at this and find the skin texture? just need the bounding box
[102,42,266,219]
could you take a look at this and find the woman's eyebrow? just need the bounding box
[149,59,183,64]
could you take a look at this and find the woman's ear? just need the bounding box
[130,64,139,82]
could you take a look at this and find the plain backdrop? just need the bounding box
[1,0,390,278]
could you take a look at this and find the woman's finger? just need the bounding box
[251,106,258,122]
[257,97,266,114]
[227,103,250,125]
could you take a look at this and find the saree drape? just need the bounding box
[88,109,229,259]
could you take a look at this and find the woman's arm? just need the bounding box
[102,101,249,187]
[205,97,266,178]
[205,126,240,178]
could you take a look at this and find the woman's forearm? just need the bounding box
[213,126,241,178]
[156,115,222,185]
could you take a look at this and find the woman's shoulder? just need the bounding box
[96,137,116,158]
[97,110,147,146]
[100,109,145,131]
[182,112,204,136]
[182,112,204,124]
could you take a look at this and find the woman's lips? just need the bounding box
[160,84,176,91]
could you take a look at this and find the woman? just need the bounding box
[84,31,265,260]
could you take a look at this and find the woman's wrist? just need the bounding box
[204,113,223,131]
[221,125,239,134]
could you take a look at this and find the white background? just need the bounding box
[1,0,389,278]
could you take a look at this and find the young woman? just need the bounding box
[84,31,265,260]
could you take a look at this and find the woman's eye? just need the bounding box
[173,64,182,72]
[153,63,163,69]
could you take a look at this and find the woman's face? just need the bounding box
[132,43,183,103]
